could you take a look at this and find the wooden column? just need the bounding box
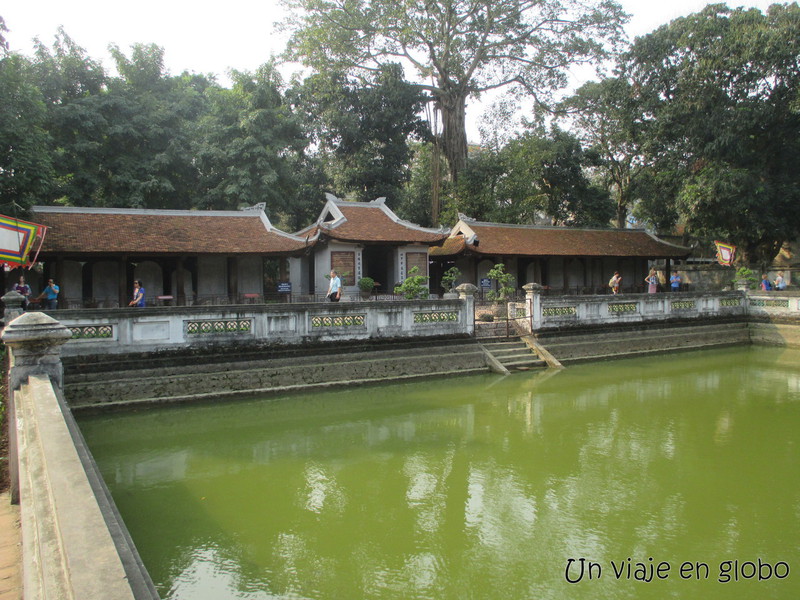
[55,257,65,308]
[176,256,186,306]
[227,256,238,303]
[118,257,128,308]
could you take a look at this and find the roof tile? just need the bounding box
[33,208,308,255]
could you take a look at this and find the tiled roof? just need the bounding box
[32,207,309,255]
[315,200,448,244]
[430,222,690,258]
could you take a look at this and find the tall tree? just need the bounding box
[0,53,54,212]
[283,0,627,181]
[195,62,310,217]
[0,16,9,56]
[623,3,800,266]
[290,64,429,205]
[559,77,648,228]
[444,127,612,226]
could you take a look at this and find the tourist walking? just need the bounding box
[760,274,772,291]
[327,270,342,302]
[129,280,146,307]
[670,272,681,292]
[774,271,786,290]
[645,268,658,293]
[609,271,622,295]
[40,278,60,310]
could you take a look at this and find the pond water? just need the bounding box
[78,346,800,600]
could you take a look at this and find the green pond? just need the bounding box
[78,346,800,600]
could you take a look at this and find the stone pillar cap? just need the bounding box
[1,311,72,345]
[1,289,25,302]
[523,283,544,291]
[455,283,478,296]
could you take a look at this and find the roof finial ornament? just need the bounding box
[324,192,340,203]
[458,212,476,223]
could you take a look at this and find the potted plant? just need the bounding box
[486,263,516,317]
[734,266,758,291]
[440,266,461,299]
[358,276,376,299]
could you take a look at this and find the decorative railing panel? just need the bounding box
[186,319,252,335]
[608,302,638,314]
[413,311,459,324]
[69,325,114,340]
[310,314,366,328]
[671,300,696,311]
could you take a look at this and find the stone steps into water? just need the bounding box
[536,320,750,363]
[480,338,545,371]
[64,338,491,409]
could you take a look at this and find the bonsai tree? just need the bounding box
[734,266,758,290]
[394,266,429,300]
[486,263,516,302]
[440,266,461,294]
[358,277,376,293]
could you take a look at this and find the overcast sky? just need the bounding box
[2,1,781,81]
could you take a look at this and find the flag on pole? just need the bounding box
[714,241,736,266]
[0,214,47,268]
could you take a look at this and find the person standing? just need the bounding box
[760,274,772,291]
[645,268,658,293]
[609,271,621,295]
[774,271,786,290]
[129,280,146,307]
[40,278,60,310]
[13,275,31,308]
[669,272,682,292]
[327,270,341,302]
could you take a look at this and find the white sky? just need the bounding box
[1,0,783,139]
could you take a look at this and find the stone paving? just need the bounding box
[0,492,21,600]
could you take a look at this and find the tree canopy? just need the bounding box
[283,0,628,180]
[621,3,800,265]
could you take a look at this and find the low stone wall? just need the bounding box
[2,313,158,600]
[511,288,800,334]
[52,297,473,357]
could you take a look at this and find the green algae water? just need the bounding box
[78,346,800,600]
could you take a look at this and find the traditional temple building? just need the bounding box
[292,195,449,297]
[11,202,695,307]
[23,205,309,307]
[429,215,691,295]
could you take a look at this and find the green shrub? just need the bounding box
[394,266,429,299]
[358,277,375,292]
[486,263,515,302]
[441,266,461,293]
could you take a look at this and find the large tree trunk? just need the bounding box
[436,90,469,182]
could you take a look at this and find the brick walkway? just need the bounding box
[0,492,21,600]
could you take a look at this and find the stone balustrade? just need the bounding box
[512,286,799,334]
[45,293,475,357]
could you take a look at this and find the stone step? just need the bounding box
[96,366,493,409]
[557,340,744,364]
[537,321,748,347]
[542,323,750,361]
[65,341,483,384]
[65,343,490,409]
[63,336,477,377]
[503,358,547,370]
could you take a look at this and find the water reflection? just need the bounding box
[79,347,800,600]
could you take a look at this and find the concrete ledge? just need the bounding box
[14,375,157,599]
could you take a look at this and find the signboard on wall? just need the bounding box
[480,278,491,288]
[330,251,355,285]
[406,252,428,277]
[277,282,291,293]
